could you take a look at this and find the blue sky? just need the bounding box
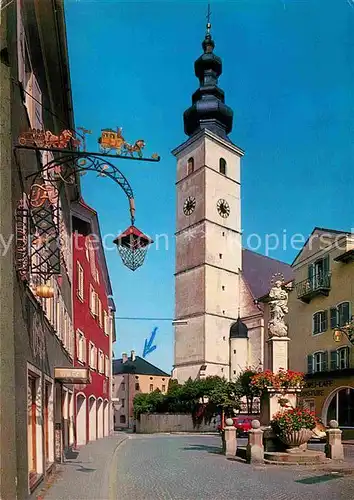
[65,0,354,373]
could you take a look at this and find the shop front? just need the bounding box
[299,372,354,439]
[54,368,91,461]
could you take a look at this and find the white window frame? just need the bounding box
[76,261,84,301]
[104,310,109,336]
[313,351,325,373]
[98,349,104,374]
[76,330,86,363]
[105,355,109,376]
[97,297,102,328]
[89,342,96,369]
[89,285,97,316]
[337,346,349,370]
[312,310,327,335]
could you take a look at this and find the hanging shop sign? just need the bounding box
[54,367,91,384]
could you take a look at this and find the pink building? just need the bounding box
[71,199,116,445]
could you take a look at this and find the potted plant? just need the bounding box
[270,407,318,450]
[251,369,305,392]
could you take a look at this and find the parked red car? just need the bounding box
[217,417,253,436]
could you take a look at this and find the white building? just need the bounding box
[172,23,293,383]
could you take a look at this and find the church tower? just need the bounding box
[172,20,244,382]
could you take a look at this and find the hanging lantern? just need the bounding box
[36,284,54,298]
[113,225,153,271]
[333,329,342,343]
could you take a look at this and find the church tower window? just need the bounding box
[187,157,194,175]
[219,158,227,175]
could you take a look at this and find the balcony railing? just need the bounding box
[295,273,331,303]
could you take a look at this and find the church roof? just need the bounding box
[242,249,294,300]
[112,356,170,377]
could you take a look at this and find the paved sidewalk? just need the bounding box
[37,432,128,500]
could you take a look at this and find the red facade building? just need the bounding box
[71,199,116,445]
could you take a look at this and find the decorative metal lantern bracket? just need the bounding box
[14,131,160,276]
[333,316,354,345]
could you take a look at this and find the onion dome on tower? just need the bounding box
[183,20,234,139]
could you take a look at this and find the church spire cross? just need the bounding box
[206,3,212,34]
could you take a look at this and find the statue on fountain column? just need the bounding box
[268,276,290,338]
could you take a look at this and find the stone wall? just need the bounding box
[136,413,218,434]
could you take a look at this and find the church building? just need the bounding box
[172,21,293,383]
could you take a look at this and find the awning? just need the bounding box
[54,367,91,384]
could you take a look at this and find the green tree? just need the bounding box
[235,368,262,414]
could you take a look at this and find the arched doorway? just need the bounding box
[97,398,104,439]
[89,396,97,441]
[323,387,354,427]
[103,400,109,436]
[76,394,87,446]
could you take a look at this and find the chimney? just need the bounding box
[131,350,136,361]
[122,352,128,363]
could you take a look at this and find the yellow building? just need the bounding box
[112,351,170,429]
[288,227,354,437]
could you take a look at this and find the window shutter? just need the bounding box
[323,255,330,275]
[344,346,350,369]
[308,264,314,281]
[76,331,80,359]
[323,310,328,331]
[32,74,42,129]
[330,350,337,371]
[307,354,313,374]
[17,5,26,84]
[330,307,338,329]
[322,351,328,371]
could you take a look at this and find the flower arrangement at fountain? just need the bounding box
[270,407,318,449]
[250,368,305,392]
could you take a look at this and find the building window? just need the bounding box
[187,157,194,175]
[135,383,140,390]
[312,311,328,334]
[219,253,222,259]
[76,330,86,363]
[121,398,125,408]
[233,349,236,354]
[98,350,104,373]
[121,382,125,391]
[149,384,153,392]
[338,302,351,327]
[162,385,166,392]
[219,158,227,175]
[302,399,316,413]
[89,342,97,369]
[120,415,126,424]
[308,351,328,374]
[308,255,330,288]
[233,370,236,375]
[105,355,109,376]
[326,388,354,427]
[104,310,109,336]
[97,298,103,328]
[330,302,351,329]
[331,347,350,370]
[76,262,84,301]
[89,285,97,316]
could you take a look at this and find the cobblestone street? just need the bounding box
[113,435,354,500]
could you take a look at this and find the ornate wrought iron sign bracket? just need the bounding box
[14,127,159,281]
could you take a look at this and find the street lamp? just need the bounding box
[333,316,354,345]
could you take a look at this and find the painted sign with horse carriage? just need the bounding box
[98,127,147,158]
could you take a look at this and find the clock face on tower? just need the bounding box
[217,199,230,218]
[183,196,196,216]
